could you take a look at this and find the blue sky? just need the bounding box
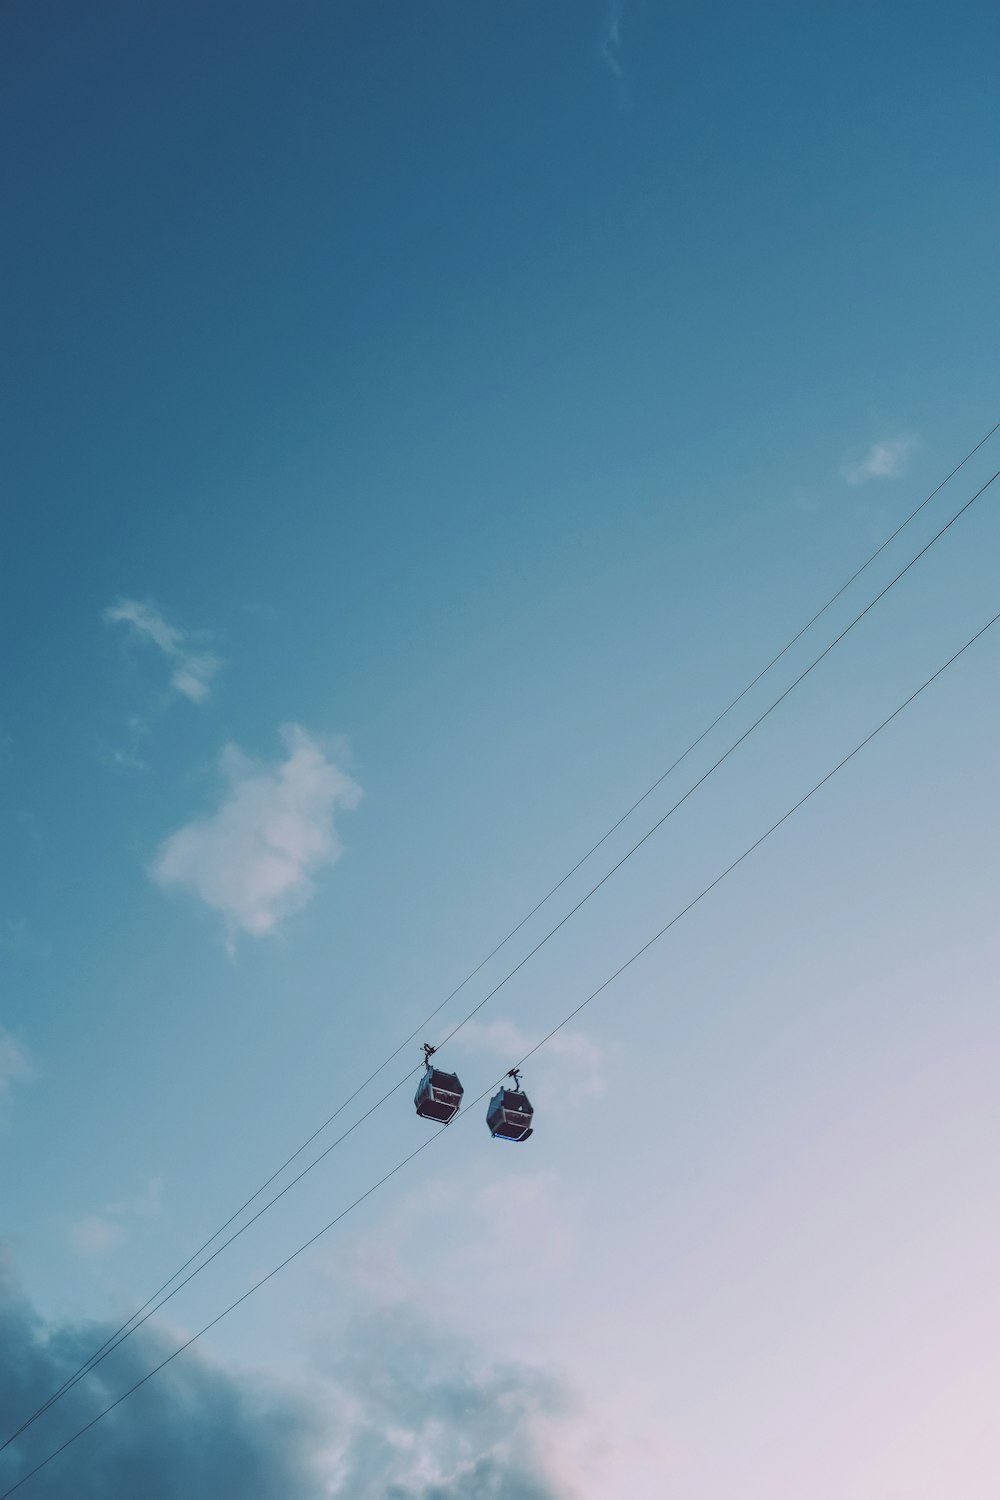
[2,3,1000,1495]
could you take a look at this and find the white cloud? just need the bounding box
[151,725,362,944]
[104,597,221,704]
[841,433,918,485]
[315,1303,575,1498]
[304,1252,582,1499]
[455,1018,605,1103]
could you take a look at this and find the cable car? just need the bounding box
[486,1069,534,1142]
[414,1043,464,1124]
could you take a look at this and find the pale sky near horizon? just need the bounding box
[2,3,1000,1496]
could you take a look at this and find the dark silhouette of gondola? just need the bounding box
[413,1043,464,1124]
[486,1068,534,1142]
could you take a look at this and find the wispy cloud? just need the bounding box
[841,433,918,485]
[70,1175,164,1258]
[98,731,149,774]
[69,1214,124,1257]
[455,1018,605,1103]
[151,725,362,946]
[104,1174,164,1222]
[600,0,629,106]
[104,598,221,704]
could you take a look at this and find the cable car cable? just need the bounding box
[4,599,998,1500]
[422,462,1000,1062]
[5,452,999,1453]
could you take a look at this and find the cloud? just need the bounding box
[310,1299,578,1499]
[455,1019,605,1104]
[70,1177,165,1258]
[0,1255,579,1499]
[0,1256,326,1500]
[150,725,361,944]
[599,0,629,105]
[104,598,221,704]
[841,433,918,485]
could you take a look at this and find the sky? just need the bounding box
[2,1,1000,1495]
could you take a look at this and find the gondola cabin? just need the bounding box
[414,1061,464,1124]
[486,1082,534,1142]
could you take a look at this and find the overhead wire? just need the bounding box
[5,434,999,1454]
[5,596,999,1500]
